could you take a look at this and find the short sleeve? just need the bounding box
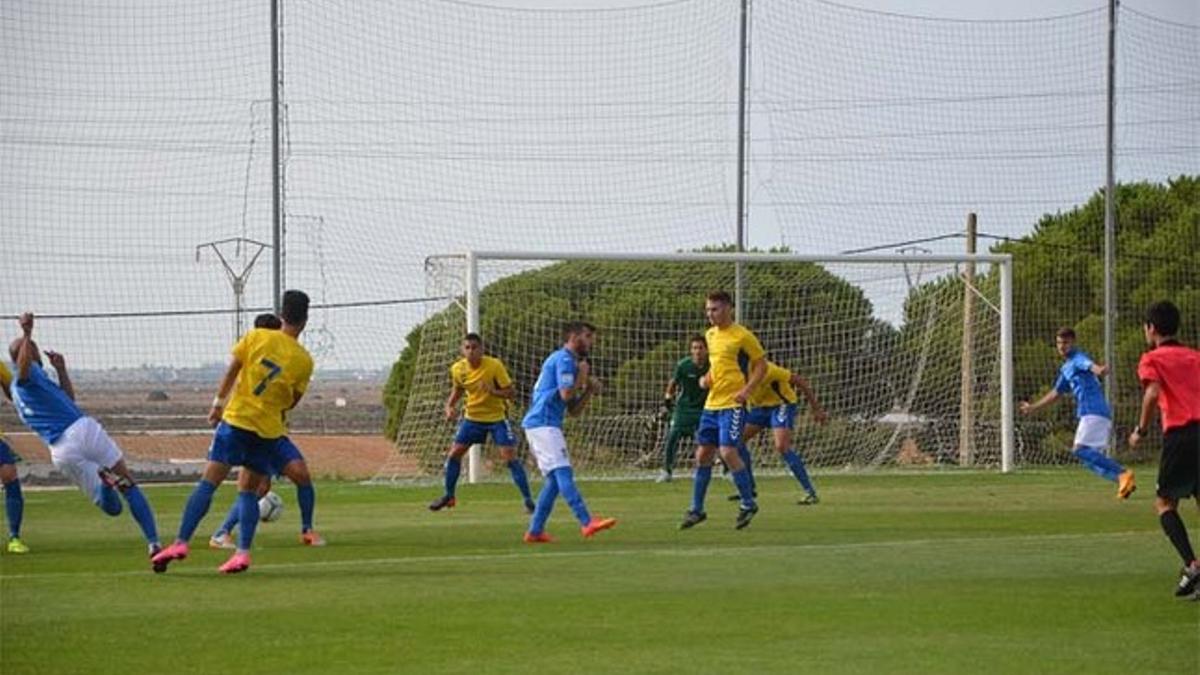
[293,355,314,396]
[493,360,512,388]
[1137,353,1159,385]
[1073,353,1095,372]
[0,361,11,389]
[740,329,766,361]
[1053,372,1070,394]
[449,362,462,386]
[231,329,255,363]
[555,354,577,391]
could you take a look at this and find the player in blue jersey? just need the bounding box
[1020,327,1136,499]
[522,321,617,543]
[0,360,28,554]
[209,313,325,549]
[8,313,162,568]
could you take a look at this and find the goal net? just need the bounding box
[374,251,1014,483]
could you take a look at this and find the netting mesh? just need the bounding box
[1,0,1194,480]
[374,254,1008,482]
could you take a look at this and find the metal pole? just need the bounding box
[1103,0,1118,455]
[465,252,482,484]
[958,213,977,466]
[271,0,283,312]
[1000,258,1015,473]
[734,0,750,323]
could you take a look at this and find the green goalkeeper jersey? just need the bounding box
[673,357,709,417]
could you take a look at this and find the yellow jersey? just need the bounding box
[0,361,11,436]
[749,362,798,408]
[222,328,314,439]
[704,322,766,410]
[450,356,512,423]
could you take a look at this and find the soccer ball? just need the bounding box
[258,491,285,523]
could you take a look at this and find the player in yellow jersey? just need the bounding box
[428,333,534,513]
[741,361,827,505]
[153,290,314,575]
[680,290,767,530]
[0,361,28,553]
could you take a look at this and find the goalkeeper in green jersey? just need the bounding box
[657,335,709,482]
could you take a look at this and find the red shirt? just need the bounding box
[1137,342,1200,431]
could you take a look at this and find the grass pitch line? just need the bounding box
[0,529,1150,581]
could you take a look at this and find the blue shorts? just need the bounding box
[208,422,276,475]
[269,437,305,477]
[748,404,798,430]
[454,419,516,448]
[0,439,19,466]
[696,408,745,448]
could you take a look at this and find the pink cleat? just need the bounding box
[581,517,617,538]
[218,552,251,575]
[299,531,326,547]
[150,541,189,572]
[523,532,555,544]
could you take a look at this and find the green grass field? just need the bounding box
[2,471,1197,674]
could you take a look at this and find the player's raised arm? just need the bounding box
[564,358,595,416]
[45,350,74,401]
[13,312,35,381]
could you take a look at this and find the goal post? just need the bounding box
[377,250,1014,484]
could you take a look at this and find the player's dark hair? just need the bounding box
[1145,301,1180,337]
[1055,327,1076,340]
[706,290,733,305]
[254,313,283,330]
[690,334,707,347]
[463,332,482,345]
[563,321,596,340]
[280,289,310,326]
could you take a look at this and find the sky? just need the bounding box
[0,0,1195,370]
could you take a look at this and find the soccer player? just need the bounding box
[0,361,28,554]
[657,335,709,483]
[1127,301,1200,598]
[680,291,765,530]
[429,333,534,513]
[209,313,325,549]
[742,360,828,505]
[1019,327,1135,499]
[153,290,314,574]
[522,321,616,543]
[8,313,161,566]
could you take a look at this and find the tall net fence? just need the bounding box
[1,0,1195,480]
[375,254,1008,481]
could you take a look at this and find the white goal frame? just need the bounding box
[455,250,1015,480]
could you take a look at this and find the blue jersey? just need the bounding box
[10,362,84,444]
[1053,348,1111,419]
[522,347,579,429]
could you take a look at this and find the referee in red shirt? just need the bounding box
[1128,301,1200,598]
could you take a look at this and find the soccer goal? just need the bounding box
[374,251,1014,483]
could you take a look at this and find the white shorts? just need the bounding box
[49,417,124,503]
[1074,415,1112,449]
[524,426,571,475]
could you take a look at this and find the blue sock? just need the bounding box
[528,475,560,535]
[1073,447,1124,482]
[297,483,315,533]
[444,457,462,498]
[782,449,816,495]
[236,490,260,552]
[691,465,713,514]
[123,485,159,545]
[4,480,24,538]
[507,460,533,504]
[177,479,217,542]
[551,467,591,526]
[731,468,757,509]
[97,485,123,516]
[737,444,756,491]
[216,500,240,537]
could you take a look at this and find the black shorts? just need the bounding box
[1157,421,1200,500]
